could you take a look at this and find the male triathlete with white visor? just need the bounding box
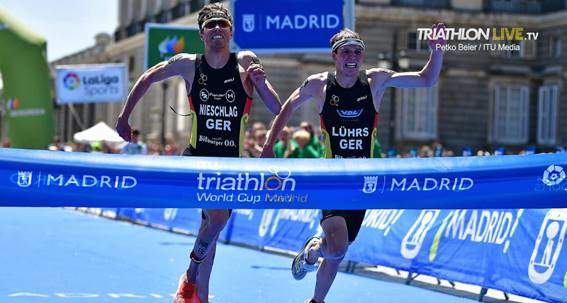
[262,25,445,302]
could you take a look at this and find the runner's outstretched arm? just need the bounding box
[261,74,326,158]
[116,54,195,141]
[372,23,445,90]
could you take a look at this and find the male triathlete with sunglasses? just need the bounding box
[115,4,281,303]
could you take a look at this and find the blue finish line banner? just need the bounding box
[0,148,566,209]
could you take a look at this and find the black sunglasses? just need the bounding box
[203,19,231,30]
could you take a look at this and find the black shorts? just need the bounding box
[182,147,233,217]
[182,146,237,157]
[182,146,192,156]
[321,210,366,242]
[201,209,232,220]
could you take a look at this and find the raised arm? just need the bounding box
[239,51,281,115]
[116,54,195,141]
[370,23,446,91]
[261,73,326,158]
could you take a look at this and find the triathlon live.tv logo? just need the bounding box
[418,27,540,53]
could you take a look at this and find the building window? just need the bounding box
[191,0,206,12]
[392,0,449,9]
[489,39,534,58]
[487,0,542,14]
[400,87,438,140]
[125,22,141,37]
[537,85,558,145]
[491,85,529,144]
[406,32,429,52]
[172,3,190,19]
[128,56,135,73]
[549,36,562,58]
[155,9,171,23]
[126,0,134,23]
[140,0,148,21]
[114,28,124,42]
[521,40,536,58]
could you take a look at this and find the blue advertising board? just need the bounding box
[111,207,567,302]
[230,0,355,53]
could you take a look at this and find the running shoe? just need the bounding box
[292,236,321,280]
[173,272,200,303]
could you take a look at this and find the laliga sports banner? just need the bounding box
[144,23,204,69]
[55,64,127,104]
[0,148,566,209]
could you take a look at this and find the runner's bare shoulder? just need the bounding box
[367,68,394,79]
[167,53,197,64]
[165,53,197,79]
[300,72,327,96]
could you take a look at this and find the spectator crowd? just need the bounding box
[1,120,564,158]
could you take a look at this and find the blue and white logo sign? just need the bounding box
[231,0,355,53]
[362,176,378,194]
[17,171,33,188]
[337,109,364,119]
[242,14,255,32]
[542,165,565,186]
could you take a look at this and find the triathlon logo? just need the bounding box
[528,209,567,284]
[225,89,236,103]
[16,171,33,188]
[199,89,209,102]
[362,176,378,193]
[542,165,565,186]
[196,166,296,192]
[163,208,178,221]
[198,73,208,85]
[265,165,293,191]
[158,36,185,59]
[242,14,255,32]
[330,95,340,107]
[63,72,81,90]
[7,97,20,110]
[401,210,440,259]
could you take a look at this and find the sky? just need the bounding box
[0,0,118,62]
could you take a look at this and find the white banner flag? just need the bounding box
[55,64,128,104]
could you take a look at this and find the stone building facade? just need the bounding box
[53,0,567,153]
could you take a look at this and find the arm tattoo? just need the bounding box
[195,239,210,258]
[167,54,184,64]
